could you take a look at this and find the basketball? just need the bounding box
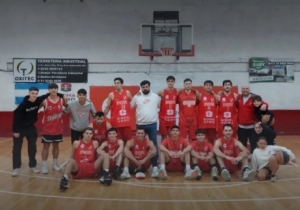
[261,115,275,126]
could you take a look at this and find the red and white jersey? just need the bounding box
[161,137,189,152]
[159,89,177,126]
[177,91,197,126]
[198,92,217,129]
[131,137,149,160]
[74,140,96,163]
[220,137,237,157]
[191,140,213,157]
[92,121,108,145]
[105,139,119,156]
[110,90,131,127]
[42,97,63,135]
[218,92,237,127]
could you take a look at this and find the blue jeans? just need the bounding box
[136,122,158,165]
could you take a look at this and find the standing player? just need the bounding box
[157,76,177,139]
[217,80,238,138]
[177,78,199,141]
[213,124,256,182]
[198,80,218,143]
[40,83,67,174]
[104,77,133,142]
[190,129,219,180]
[120,128,157,179]
[88,111,112,146]
[59,127,112,191]
[97,127,124,179]
[158,125,196,180]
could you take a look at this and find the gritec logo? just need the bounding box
[61,83,72,92]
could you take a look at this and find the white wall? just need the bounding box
[0,0,300,110]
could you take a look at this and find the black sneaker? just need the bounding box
[99,176,105,184]
[103,174,112,186]
[59,176,69,191]
[113,165,120,180]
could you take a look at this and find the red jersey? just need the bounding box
[161,137,189,152]
[218,92,237,127]
[131,137,149,160]
[74,140,96,163]
[92,121,107,145]
[42,97,63,135]
[198,92,217,128]
[105,140,119,156]
[177,91,197,126]
[219,137,237,157]
[191,140,213,156]
[159,89,177,126]
[110,90,131,127]
[237,94,256,126]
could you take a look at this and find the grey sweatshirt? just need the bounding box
[64,99,96,132]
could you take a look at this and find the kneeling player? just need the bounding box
[158,125,196,180]
[97,127,124,179]
[59,127,112,191]
[213,124,256,182]
[121,128,157,179]
[191,129,218,180]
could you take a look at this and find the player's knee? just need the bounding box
[268,155,277,163]
[257,173,266,181]
[275,151,284,163]
[52,143,59,148]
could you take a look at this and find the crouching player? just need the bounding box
[158,125,196,180]
[59,127,112,191]
[97,127,124,179]
[121,128,157,179]
[191,129,219,180]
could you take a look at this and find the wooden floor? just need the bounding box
[0,137,300,210]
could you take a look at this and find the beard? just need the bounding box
[142,90,150,94]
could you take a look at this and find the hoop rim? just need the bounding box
[139,44,195,57]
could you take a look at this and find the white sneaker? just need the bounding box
[52,163,61,172]
[185,169,198,180]
[120,171,131,180]
[243,169,256,182]
[135,172,146,179]
[158,169,168,180]
[271,175,276,182]
[42,166,48,174]
[194,166,202,180]
[221,169,231,181]
[30,167,40,174]
[151,166,159,178]
[12,168,20,177]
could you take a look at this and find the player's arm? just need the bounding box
[39,100,46,109]
[106,121,112,130]
[191,149,201,159]
[182,144,192,154]
[196,92,201,104]
[234,140,249,160]
[141,140,157,162]
[126,90,133,101]
[62,101,71,114]
[159,142,170,154]
[112,140,124,159]
[123,139,138,162]
[157,90,163,97]
[12,103,26,136]
[130,95,137,109]
[93,141,99,149]
[96,142,108,156]
[213,139,228,159]
[90,102,97,118]
[70,141,80,158]
[103,92,113,117]
[88,122,93,128]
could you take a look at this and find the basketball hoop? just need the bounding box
[160,47,175,63]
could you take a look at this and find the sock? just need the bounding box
[104,169,109,172]
[160,164,165,170]
[63,175,68,180]
[192,163,198,168]
[243,166,250,172]
[151,157,158,167]
[185,164,191,171]
[123,167,129,173]
[271,174,275,177]
[42,161,47,167]
[221,167,226,171]
[211,164,217,169]
[53,159,58,164]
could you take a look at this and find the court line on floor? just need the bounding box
[1,189,300,202]
[0,138,12,143]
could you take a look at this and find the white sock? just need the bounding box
[104,169,109,172]
[123,167,129,173]
[212,166,217,170]
[42,161,47,167]
[160,164,165,170]
[194,165,199,170]
[186,164,191,171]
[53,159,58,164]
[153,166,158,170]
[63,175,68,180]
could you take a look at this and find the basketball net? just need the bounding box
[160,47,175,64]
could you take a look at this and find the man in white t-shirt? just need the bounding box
[130,80,161,175]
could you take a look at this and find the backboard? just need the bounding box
[139,23,194,60]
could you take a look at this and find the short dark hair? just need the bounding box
[114,77,124,84]
[204,80,214,86]
[83,127,94,133]
[77,88,87,95]
[184,78,192,83]
[136,127,146,133]
[29,87,39,92]
[166,76,175,81]
[107,127,117,133]
[48,83,58,89]
[252,95,262,102]
[170,125,180,131]
[223,123,233,130]
[222,80,232,86]
[140,80,150,87]
[195,129,205,135]
[258,136,267,142]
[95,111,104,118]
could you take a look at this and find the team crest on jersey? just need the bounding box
[173,96,176,100]
[222,98,226,102]
[47,106,52,110]
[135,145,139,149]
[204,146,208,151]
[230,98,234,102]
[94,130,98,134]
[123,96,127,100]
[80,144,85,148]
[223,143,227,148]
[166,95,169,99]
[108,144,111,149]
[58,105,61,109]
[203,97,207,101]
[211,98,215,102]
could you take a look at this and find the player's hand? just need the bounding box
[136,91,141,96]
[231,158,239,165]
[110,156,116,160]
[217,90,223,95]
[225,156,233,161]
[260,104,267,111]
[177,151,184,158]
[168,151,176,158]
[13,133,20,138]
[204,156,210,162]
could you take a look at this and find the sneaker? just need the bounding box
[151,166,159,178]
[185,169,198,180]
[120,171,131,180]
[211,167,219,181]
[103,174,112,186]
[158,169,168,180]
[194,166,202,180]
[135,172,146,179]
[12,168,20,177]
[99,176,105,184]
[52,163,61,172]
[42,166,48,174]
[30,167,40,174]
[59,176,69,191]
[243,169,256,182]
[113,166,120,180]
[221,169,231,181]
[271,175,276,182]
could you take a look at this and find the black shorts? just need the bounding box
[42,134,63,143]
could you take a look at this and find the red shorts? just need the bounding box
[197,160,211,172]
[223,159,241,173]
[159,123,173,136]
[72,162,97,179]
[166,158,185,172]
[116,126,132,142]
[129,161,151,171]
[179,125,197,141]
